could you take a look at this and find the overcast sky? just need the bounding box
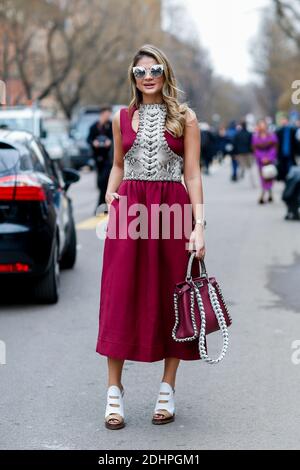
[184,0,271,84]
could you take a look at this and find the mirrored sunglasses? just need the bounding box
[132,64,164,79]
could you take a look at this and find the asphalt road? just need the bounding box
[0,158,300,450]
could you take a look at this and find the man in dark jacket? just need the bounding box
[226,120,238,181]
[282,166,300,220]
[87,105,113,213]
[276,117,297,181]
[233,120,255,185]
[200,123,215,175]
[295,119,300,159]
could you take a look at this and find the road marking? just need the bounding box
[76,215,108,230]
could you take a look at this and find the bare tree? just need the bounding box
[250,7,300,117]
[0,0,216,120]
[273,0,300,50]
[0,0,133,115]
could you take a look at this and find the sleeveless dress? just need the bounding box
[96,102,201,362]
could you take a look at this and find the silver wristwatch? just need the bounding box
[194,218,207,228]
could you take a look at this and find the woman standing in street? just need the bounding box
[252,119,278,204]
[96,44,205,429]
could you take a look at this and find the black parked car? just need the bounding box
[0,129,80,303]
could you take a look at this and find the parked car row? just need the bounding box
[0,106,77,169]
[0,103,123,303]
[0,104,125,170]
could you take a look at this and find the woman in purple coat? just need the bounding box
[252,119,278,204]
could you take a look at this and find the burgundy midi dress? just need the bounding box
[96,102,201,362]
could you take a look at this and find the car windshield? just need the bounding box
[0,117,34,133]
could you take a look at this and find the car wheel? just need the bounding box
[60,218,77,269]
[33,240,60,304]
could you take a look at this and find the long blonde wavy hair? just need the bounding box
[127,44,189,138]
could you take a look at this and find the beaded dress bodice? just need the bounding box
[123,103,183,181]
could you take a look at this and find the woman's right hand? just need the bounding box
[105,192,120,205]
[189,226,206,260]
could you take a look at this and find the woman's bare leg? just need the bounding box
[106,357,125,424]
[107,357,125,389]
[161,357,180,389]
[153,357,180,420]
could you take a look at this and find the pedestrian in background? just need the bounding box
[215,124,232,163]
[294,119,300,161]
[226,120,238,181]
[252,119,278,204]
[87,105,113,213]
[200,122,215,174]
[276,116,297,181]
[233,120,255,186]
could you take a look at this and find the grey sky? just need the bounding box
[185,0,270,84]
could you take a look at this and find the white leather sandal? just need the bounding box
[152,381,175,425]
[104,385,125,430]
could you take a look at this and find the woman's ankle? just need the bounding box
[161,379,175,390]
[108,381,123,391]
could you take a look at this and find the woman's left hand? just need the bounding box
[189,226,206,259]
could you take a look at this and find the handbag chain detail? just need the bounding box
[172,252,232,364]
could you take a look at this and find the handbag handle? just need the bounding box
[186,251,207,281]
[191,280,229,364]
